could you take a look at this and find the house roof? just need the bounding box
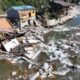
[11,5,35,11]
[54,0,71,7]
[0,18,14,33]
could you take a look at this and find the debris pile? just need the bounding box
[0,4,80,80]
[0,18,57,80]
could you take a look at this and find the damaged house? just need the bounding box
[7,6,36,30]
[49,0,71,18]
[0,18,15,40]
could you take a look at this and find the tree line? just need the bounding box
[0,0,80,12]
[0,0,49,11]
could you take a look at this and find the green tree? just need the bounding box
[0,0,48,12]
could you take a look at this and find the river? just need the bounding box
[44,16,80,80]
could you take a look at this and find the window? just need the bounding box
[21,13,27,17]
[22,20,26,23]
[33,11,34,14]
[29,12,31,17]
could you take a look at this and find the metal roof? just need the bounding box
[12,6,35,11]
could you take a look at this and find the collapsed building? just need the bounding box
[0,17,15,40]
[0,5,36,41]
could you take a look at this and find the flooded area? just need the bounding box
[44,16,80,80]
[45,31,80,80]
[65,16,80,27]
[1,16,80,80]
